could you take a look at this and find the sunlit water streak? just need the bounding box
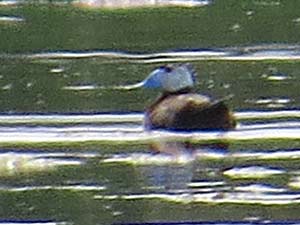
[0,0,18,6]
[0,110,299,124]
[0,184,106,192]
[73,0,212,8]
[101,148,300,165]
[19,45,300,63]
[0,0,212,8]
[0,125,299,144]
[0,151,97,176]
[0,16,24,23]
[223,166,285,179]
[94,188,300,205]
[0,111,298,145]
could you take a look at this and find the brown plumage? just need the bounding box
[145,91,236,131]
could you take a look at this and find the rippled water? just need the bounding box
[1,1,300,225]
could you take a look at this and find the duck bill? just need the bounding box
[112,81,146,90]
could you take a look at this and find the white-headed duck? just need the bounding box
[140,64,236,131]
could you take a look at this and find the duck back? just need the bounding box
[145,93,236,131]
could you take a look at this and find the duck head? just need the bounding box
[141,64,196,93]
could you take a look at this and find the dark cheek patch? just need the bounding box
[163,66,172,73]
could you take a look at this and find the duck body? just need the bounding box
[138,64,236,131]
[145,91,236,131]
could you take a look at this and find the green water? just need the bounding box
[0,1,300,112]
[2,1,300,52]
[0,1,300,225]
[0,59,299,113]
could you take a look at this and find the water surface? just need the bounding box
[0,1,300,225]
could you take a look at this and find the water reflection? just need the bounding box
[0,16,24,23]
[96,152,300,204]
[0,1,18,6]
[245,98,292,108]
[0,151,96,176]
[139,136,230,193]
[139,160,195,192]
[0,112,298,146]
[23,44,300,63]
[73,0,211,9]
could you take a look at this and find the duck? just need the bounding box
[139,64,236,131]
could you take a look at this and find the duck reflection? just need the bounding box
[139,142,196,192]
[138,142,228,192]
[139,162,195,192]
